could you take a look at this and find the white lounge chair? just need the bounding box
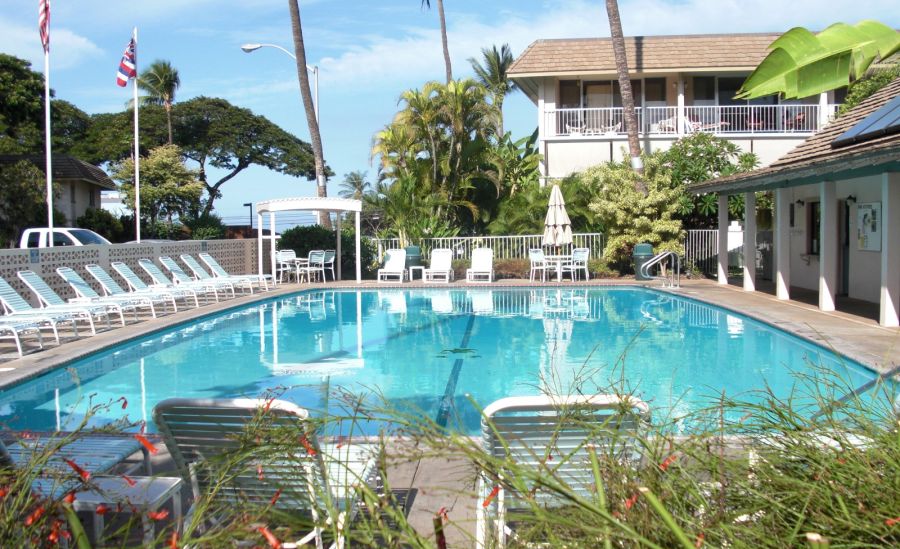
[138,258,218,304]
[159,256,236,300]
[0,275,80,343]
[377,249,406,283]
[475,394,650,548]
[111,261,200,309]
[17,270,115,333]
[56,266,153,322]
[466,248,494,283]
[0,318,43,357]
[153,397,381,548]
[423,248,454,283]
[199,252,272,291]
[85,263,178,315]
[181,254,254,295]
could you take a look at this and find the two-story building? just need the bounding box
[508,33,843,180]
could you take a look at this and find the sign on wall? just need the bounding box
[857,202,882,252]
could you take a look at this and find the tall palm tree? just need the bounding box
[288,0,332,228]
[469,43,518,136]
[422,0,452,83]
[605,0,646,191]
[339,170,370,200]
[138,60,180,144]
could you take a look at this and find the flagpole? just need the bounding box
[43,27,53,245]
[132,26,140,243]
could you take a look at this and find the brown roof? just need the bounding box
[691,77,900,194]
[508,33,781,76]
[0,155,116,190]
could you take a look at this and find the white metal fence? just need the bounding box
[371,234,606,262]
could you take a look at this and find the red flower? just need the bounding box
[147,509,170,521]
[95,504,109,515]
[659,454,678,472]
[24,505,46,526]
[134,434,159,455]
[63,492,76,504]
[0,486,9,498]
[886,517,900,527]
[695,532,705,547]
[257,464,264,481]
[299,436,316,456]
[258,526,282,548]
[435,506,449,520]
[270,489,282,506]
[122,474,137,487]
[117,397,128,409]
[263,399,275,412]
[483,485,500,508]
[168,531,179,549]
[624,493,639,510]
[63,458,91,481]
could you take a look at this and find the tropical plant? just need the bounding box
[339,170,371,200]
[737,21,900,100]
[605,0,644,185]
[288,0,331,228]
[469,44,518,135]
[138,60,180,144]
[487,177,601,236]
[421,0,452,82]
[111,144,204,231]
[182,212,226,240]
[487,129,541,198]
[837,62,900,116]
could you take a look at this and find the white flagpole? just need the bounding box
[43,32,53,245]
[132,27,141,243]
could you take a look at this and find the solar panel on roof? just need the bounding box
[832,94,900,148]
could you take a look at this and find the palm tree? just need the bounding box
[339,170,370,200]
[469,43,518,136]
[605,0,646,191]
[138,60,180,144]
[422,0,452,83]
[288,0,332,228]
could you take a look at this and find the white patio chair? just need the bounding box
[181,254,254,295]
[298,250,327,283]
[275,250,298,283]
[475,394,650,548]
[377,249,407,283]
[466,248,494,283]
[423,248,454,283]
[200,252,272,291]
[528,249,552,283]
[17,270,115,333]
[111,261,200,309]
[561,247,590,281]
[323,250,337,281]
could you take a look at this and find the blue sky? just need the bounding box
[2,0,898,227]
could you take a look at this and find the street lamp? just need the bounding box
[243,202,253,232]
[240,43,318,123]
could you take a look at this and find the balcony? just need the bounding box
[546,104,839,138]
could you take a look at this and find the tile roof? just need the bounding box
[691,77,900,194]
[0,154,116,190]
[508,33,781,75]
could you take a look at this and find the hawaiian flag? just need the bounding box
[38,0,50,53]
[116,34,137,87]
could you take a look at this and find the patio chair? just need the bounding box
[200,252,272,292]
[298,250,327,283]
[528,249,552,283]
[181,254,254,295]
[0,276,80,343]
[561,247,590,281]
[138,258,219,304]
[153,397,382,548]
[56,266,154,321]
[466,248,494,283]
[16,271,114,334]
[322,250,337,281]
[158,257,236,301]
[0,318,43,357]
[377,249,406,283]
[475,394,650,548]
[423,248,454,283]
[111,261,200,309]
[85,263,177,315]
[275,249,298,283]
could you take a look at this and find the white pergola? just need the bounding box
[255,197,363,283]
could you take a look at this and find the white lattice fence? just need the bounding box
[0,240,267,307]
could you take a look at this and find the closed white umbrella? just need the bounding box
[542,184,573,247]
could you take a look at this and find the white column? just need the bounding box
[257,212,264,282]
[717,194,729,284]
[269,212,277,287]
[880,172,900,327]
[818,91,830,128]
[743,192,757,292]
[335,213,342,281]
[819,181,838,311]
[355,211,362,283]
[775,188,791,300]
[676,76,686,136]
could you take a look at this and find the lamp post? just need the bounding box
[243,202,253,233]
[240,43,318,123]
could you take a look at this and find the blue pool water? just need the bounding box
[0,287,885,434]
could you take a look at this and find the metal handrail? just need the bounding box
[640,251,681,288]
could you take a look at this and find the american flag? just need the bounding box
[38,0,50,53]
[116,35,137,87]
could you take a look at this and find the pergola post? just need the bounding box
[880,172,900,327]
[775,188,791,300]
[355,211,361,283]
[336,213,342,281]
[269,211,277,286]
[717,194,729,284]
[257,212,264,283]
[743,192,756,291]
[819,180,837,312]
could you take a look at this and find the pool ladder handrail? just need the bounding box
[640,251,681,289]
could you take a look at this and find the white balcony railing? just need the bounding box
[546,104,839,137]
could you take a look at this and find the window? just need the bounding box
[644,78,666,104]
[53,232,75,247]
[693,76,715,103]
[89,190,96,207]
[717,77,745,106]
[70,184,76,203]
[559,80,581,108]
[807,201,821,255]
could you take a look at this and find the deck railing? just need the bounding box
[371,233,606,262]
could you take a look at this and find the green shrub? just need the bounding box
[279,225,378,279]
[76,208,125,242]
[182,213,226,240]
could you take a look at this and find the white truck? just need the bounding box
[19,228,111,248]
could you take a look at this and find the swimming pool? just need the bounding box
[0,287,882,434]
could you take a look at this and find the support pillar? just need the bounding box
[819,181,837,311]
[355,211,362,283]
[269,212,277,287]
[676,76,686,136]
[743,192,757,292]
[335,214,342,281]
[775,188,791,300]
[717,194,729,284]
[880,172,900,327]
[257,212,264,283]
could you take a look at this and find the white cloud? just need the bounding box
[0,16,103,70]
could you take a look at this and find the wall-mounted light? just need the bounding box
[795,199,806,206]
[846,195,857,204]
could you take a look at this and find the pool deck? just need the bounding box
[2,277,898,547]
